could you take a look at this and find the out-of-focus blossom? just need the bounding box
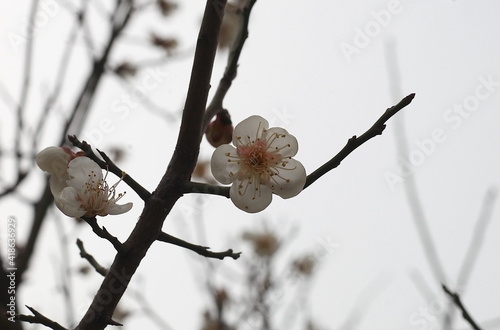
[242,231,280,257]
[114,62,138,78]
[156,0,178,17]
[150,32,178,53]
[292,255,316,277]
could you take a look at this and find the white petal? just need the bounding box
[232,115,269,147]
[54,187,86,218]
[49,176,67,196]
[67,157,103,190]
[269,158,307,199]
[211,144,240,184]
[104,202,133,216]
[230,177,272,213]
[35,146,71,177]
[263,127,299,158]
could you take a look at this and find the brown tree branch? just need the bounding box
[14,0,40,183]
[17,0,136,285]
[75,1,226,328]
[304,93,415,188]
[16,306,68,330]
[157,231,241,260]
[442,284,482,330]
[182,93,416,198]
[0,2,88,200]
[76,239,109,277]
[203,0,257,131]
[81,217,126,255]
[68,135,152,201]
[443,189,497,329]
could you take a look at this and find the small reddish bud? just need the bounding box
[205,110,233,148]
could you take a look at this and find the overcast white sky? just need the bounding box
[1,0,500,329]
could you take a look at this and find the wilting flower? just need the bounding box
[36,147,132,218]
[211,115,306,213]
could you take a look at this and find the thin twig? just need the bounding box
[113,74,178,122]
[457,189,497,286]
[181,181,229,197]
[81,217,126,255]
[75,248,174,330]
[385,41,446,284]
[444,189,498,329]
[32,18,80,155]
[130,286,175,330]
[17,305,68,330]
[15,0,40,179]
[182,94,416,198]
[76,239,109,276]
[79,0,96,60]
[305,93,415,188]
[157,231,241,260]
[0,0,40,198]
[442,284,482,330]
[17,0,136,285]
[68,134,152,201]
[53,215,75,326]
[59,0,134,144]
[203,0,257,132]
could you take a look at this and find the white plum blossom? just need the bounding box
[211,115,306,213]
[36,147,133,218]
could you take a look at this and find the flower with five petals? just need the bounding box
[211,115,306,213]
[36,147,133,218]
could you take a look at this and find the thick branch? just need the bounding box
[442,284,482,330]
[75,1,226,329]
[17,306,67,330]
[157,231,241,260]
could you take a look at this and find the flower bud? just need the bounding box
[205,110,233,148]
